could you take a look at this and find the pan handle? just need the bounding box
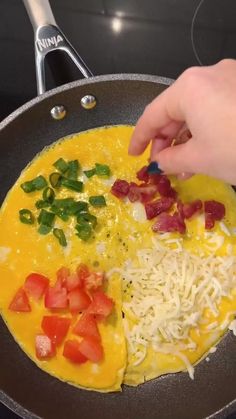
[23,0,93,95]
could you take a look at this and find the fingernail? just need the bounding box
[177,172,193,180]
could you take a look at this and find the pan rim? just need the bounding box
[0,73,173,131]
[0,391,39,419]
[3,72,235,419]
[0,72,173,419]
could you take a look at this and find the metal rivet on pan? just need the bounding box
[50,105,66,120]
[81,95,97,110]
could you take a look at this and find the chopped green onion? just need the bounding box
[53,228,67,247]
[52,198,86,212]
[61,178,83,192]
[67,201,88,215]
[50,198,88,219]
[21,176,47,193]
[50,198,74,220]
[42,187,55,204]
[20,181,35,193]
[53,158,68,173]
[38,209,55,227]
[77,212,97,229]
[84,168,96,178]
[35,200,50,209]
[95,163,111,177]
[49,172,62,188]
[89,195,106,207]
[50,205,69,222]
[38,224,52,235]
[67,160,80,180]
[33,176,48,190]
[52,198,74,209]
[19,209,34,225]
[72,201,88,214]
[76,224,92,241]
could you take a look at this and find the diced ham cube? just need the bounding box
[157,176,177,199]
[128,182,140,202]
[205,213,215,230]
[128,183,157,203]
[204,200,225,230]
[204,200,225,220]
[145,197,175,220]
[138,184,158,203]
[111,179,130,199]
[136,166,149,183]
[152,212,186,234]
[177,199,202,220]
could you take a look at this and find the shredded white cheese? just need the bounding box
[120,238,236,378]
[63,240,72,257]
[101,176,116,187]
[0,246,11,262]
[131,202,147,223]
[206,321,218,330]
[46,244,52,253]
[96,242,106,254]
[219,222,231,236]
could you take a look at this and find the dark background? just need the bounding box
[1,0,236,417]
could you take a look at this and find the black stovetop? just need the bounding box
[1,0,236,417]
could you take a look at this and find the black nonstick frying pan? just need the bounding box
[1,1,236,419]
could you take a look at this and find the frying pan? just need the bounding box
[1,1,236,418]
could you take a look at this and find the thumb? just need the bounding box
[156,141,200,175]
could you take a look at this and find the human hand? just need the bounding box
[129,59,236,185]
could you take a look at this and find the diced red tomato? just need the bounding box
[44,286,68,310]
[83,272,104,292]
[111,179,130,198]
[152,212,186,234]
[78,337,103,363]
[9,287,31,312]
[35,334,55,360]
[68,288,91,313]
[76,263,90,284]
[73,313,100,341]
[41,315,71,346]
[145,197,174,220]
[65,273,82,292]
[55,266,70,290]
[88,291,114,318]
[24,273,49,300]
[136,166,149,183]
[63,340,88,364]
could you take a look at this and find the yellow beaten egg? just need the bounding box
[1,125,236,390]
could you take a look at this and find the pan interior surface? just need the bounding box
[1,77,236,419]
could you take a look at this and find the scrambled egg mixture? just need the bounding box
[1,125,236,391]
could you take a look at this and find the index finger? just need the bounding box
[128,79,186,156]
